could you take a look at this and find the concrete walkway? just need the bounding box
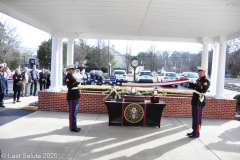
[0,90,240,160]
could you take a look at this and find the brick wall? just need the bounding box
[38,90,237,119]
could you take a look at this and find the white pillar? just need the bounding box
[215,40,227,99]
[48,37,60,92]
[58,38,63,87]
[210,42,219,96]
[201,43,209,69]
[67,38,74,66]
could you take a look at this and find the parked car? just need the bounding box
[179,72,199,88]
[157,72,178,87]
[7,71,14,80]
[225,74,232,78]
[113,70,128,83]
[135,70,153,83]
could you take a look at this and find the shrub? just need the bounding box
[233,94,240,106]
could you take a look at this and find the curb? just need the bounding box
[21,106,38,111]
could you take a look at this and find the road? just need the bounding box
[225,79,240,86]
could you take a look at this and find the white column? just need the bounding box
[201,43,209,69]
[210,43,219,96]
[67,38,74,66]
[58,38,63,87]
[48,37,60,92]
[215,40,227,99]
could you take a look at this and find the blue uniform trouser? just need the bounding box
[0,90,6,106]
[67,99,79,130]
[192,105,205,137]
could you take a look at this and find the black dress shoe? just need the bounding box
[77,127,81,131]
[0,105,5,108]
[188,135,199,138]
[71,129,80,132]
[187,132,193,136]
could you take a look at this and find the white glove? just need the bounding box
[189,79,196,84]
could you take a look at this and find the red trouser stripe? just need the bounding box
[143,101,147,126]
[69,100,73,130]
[121,100,124,126]
[196,107,200,136]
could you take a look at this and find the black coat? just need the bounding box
[191,76,210,106]
[39,72,46,83]
[13,74,23,91]
[96,75,103,85]
[46,73,51,86]
[65,73,80,100]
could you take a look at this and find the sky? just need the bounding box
[0,12,203,55]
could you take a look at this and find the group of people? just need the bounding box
[90,70,103,85]
[0,64,51,106]
[63,68,87,86]
[63,68,105,86]
[63,68,103,86]
[14,65,51,102]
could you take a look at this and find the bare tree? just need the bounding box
[74,39,90,67]
[123,43,132,73]
[0,21,21,69]
[226,38,240,77]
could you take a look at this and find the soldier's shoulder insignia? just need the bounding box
[203,82,208,86]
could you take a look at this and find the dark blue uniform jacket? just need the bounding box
[191,76,210,106]
[65,73,80,100]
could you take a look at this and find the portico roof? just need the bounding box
[0,0,240,42]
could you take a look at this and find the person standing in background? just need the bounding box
[13,69,23,103]
[90,70,97,85]
[81,70,87,85]
[39,68,46,90]
[0,68,8,107]
[2,63,11,79]
[96,73,103,85]
[30,65,39,96]
[46,70,51,89]
[21,67,31,97]
[73,69,81,82]
[62,68,67,86]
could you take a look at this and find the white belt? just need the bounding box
[193,90,205,102]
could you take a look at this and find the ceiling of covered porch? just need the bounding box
[0,0,240,42]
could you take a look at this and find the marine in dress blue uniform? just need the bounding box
[0,69,8,107]
[187,66,210,138]
[65,65,81,132]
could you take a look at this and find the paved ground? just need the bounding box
[0,90,239,160]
